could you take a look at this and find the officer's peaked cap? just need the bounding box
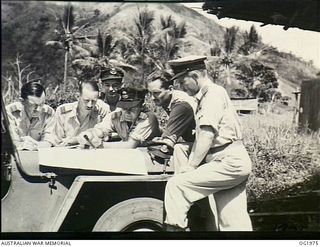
[116,87,147,109]
[100,67,124,81]
[168,55,207,80]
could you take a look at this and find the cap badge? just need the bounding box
[122,91,129,99]
[110,68,117,75]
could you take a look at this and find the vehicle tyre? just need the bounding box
[93,197,164,232]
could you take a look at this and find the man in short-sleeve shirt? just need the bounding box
[164,56,252,231]
[79,87,160,149]
[49,80,110,146]
[6,81,55,150]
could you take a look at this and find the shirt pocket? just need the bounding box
[29,128,42,141]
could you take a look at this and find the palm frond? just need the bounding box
[71,45,92,59]
[59,17,66,32]
[97,30,104,57]
[45,41,64,49]
[109,59,138,73]
[104,34,113,57]
[73,22,91,35]
[63,4,75,32]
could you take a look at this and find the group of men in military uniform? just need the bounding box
[5,55,252,231]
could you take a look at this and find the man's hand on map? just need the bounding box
[151,137,174,148]
[78,130,102,149]
[37,141,52,148]
[18,136,39,151]
[57,137,78,147]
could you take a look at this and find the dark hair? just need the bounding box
[79,80,99,94]
[146,70,173,90]
[20,82,45,100]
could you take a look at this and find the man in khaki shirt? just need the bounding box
[164,56,252,231]
[50,80,110,146]
[79,87,160,149]
[6,81,55,151]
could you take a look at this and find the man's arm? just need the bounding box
[95,99,111,119]
[187,125,215,168]
[5,107,23,146]
[76,113,115,148]
[40,106,55,147]
[161,102,195,146]
[102,138,139,149]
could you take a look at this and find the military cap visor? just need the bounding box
[116,87,146,109]
[100,68,124,81]
[116,100,141,109]
[100,75,123,81]
[168,56,207,81]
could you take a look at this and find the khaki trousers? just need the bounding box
[165,141,253,231]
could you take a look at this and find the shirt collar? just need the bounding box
[195,85,209,102]
[70,102,99,120]
[164,93,174,111]
[21,103,41,122]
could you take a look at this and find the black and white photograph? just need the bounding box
[1,0,319,241]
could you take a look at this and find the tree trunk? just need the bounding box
[225,65,232,96]
[63,51,68,94]
[16,57,22,92]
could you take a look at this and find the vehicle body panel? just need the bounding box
[1,149,171,232]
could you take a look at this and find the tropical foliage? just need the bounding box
[46,4,95,93]
[1,2,318,103]
[207,25,282,101]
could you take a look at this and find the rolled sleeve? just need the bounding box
[41,110,55,144]
[6,110,22,144]
[130,113,159,144]
[162,102,195,143]
[197,90,225,132]
[47,107,66,146]
[93,112,114,138]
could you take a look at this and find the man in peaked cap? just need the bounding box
[99,66,124,112]
[78,87,160,149]
[49,80,110,146]
[5,81,55,151]
[163,55,252,231]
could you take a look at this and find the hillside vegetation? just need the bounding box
[2,1,319,103]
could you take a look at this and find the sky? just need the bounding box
[184,2,320,69]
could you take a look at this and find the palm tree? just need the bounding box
[46,4,94,93]
[72,29,137,83]
[219,26,239,94]
[126,7,155,85]
[154,15,187,64]
[209,25,277,99]
[239,25,261,55]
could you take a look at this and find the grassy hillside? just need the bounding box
[260,48,318,86]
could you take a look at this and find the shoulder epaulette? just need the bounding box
[43,105,54,115]
[139,112,148,120]
[201,86,209,95]
[7,102,22,113]
[59,103,74,114]
[111,111,122,120]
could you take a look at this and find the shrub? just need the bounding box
[241,112,320,200]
